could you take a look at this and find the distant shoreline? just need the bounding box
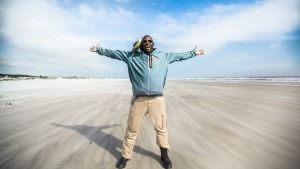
[1,74,300,85]
[0,74,126,81]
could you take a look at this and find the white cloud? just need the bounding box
[1,0,299,77]
[153,0,300,52]
[79,4,96,17]
[1,0,105,75]
[268,42,283,49]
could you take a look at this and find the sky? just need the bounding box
[0,0,299,78]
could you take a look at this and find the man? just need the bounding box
[90,35,204,169]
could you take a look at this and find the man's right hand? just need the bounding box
[90,44,99,52]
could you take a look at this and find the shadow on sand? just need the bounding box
[52,123,161,164]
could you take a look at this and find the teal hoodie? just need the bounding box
[96,47,197,95]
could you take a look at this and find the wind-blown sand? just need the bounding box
[0,79,299,169]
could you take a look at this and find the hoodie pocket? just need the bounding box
[130,95,140,105]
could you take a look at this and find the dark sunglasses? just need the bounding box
[142,40,153,43]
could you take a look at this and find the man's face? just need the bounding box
[141,36,154,53]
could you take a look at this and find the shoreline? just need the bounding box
[1,77,300,87]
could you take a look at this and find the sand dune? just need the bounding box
[0,79,299,169]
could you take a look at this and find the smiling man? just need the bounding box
[90,35,204,169]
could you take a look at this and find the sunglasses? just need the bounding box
[142,40,153,43]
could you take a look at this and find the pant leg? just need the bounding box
[122,96,148,159]
[148,96,170,149]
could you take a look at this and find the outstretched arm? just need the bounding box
[89,44,130,63]
[166,47,205,64]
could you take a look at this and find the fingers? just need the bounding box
[196,49,205,55]
[90,44,99,52]
[89,46,95,52]
[194,46,204,55]
[199,49,205,55]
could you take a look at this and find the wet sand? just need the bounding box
[0,79,299,169]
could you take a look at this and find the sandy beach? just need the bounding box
[0,79,299,169]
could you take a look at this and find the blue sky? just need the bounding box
[0,0,299,78]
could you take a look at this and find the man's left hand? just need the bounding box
[195,49,205,55]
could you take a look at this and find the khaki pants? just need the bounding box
[122,95,170,159]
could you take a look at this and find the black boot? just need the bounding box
[115,157,129,169]
[160,147,172,169]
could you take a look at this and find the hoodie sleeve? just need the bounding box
[165,50,197,64]
[96,47,130,63]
